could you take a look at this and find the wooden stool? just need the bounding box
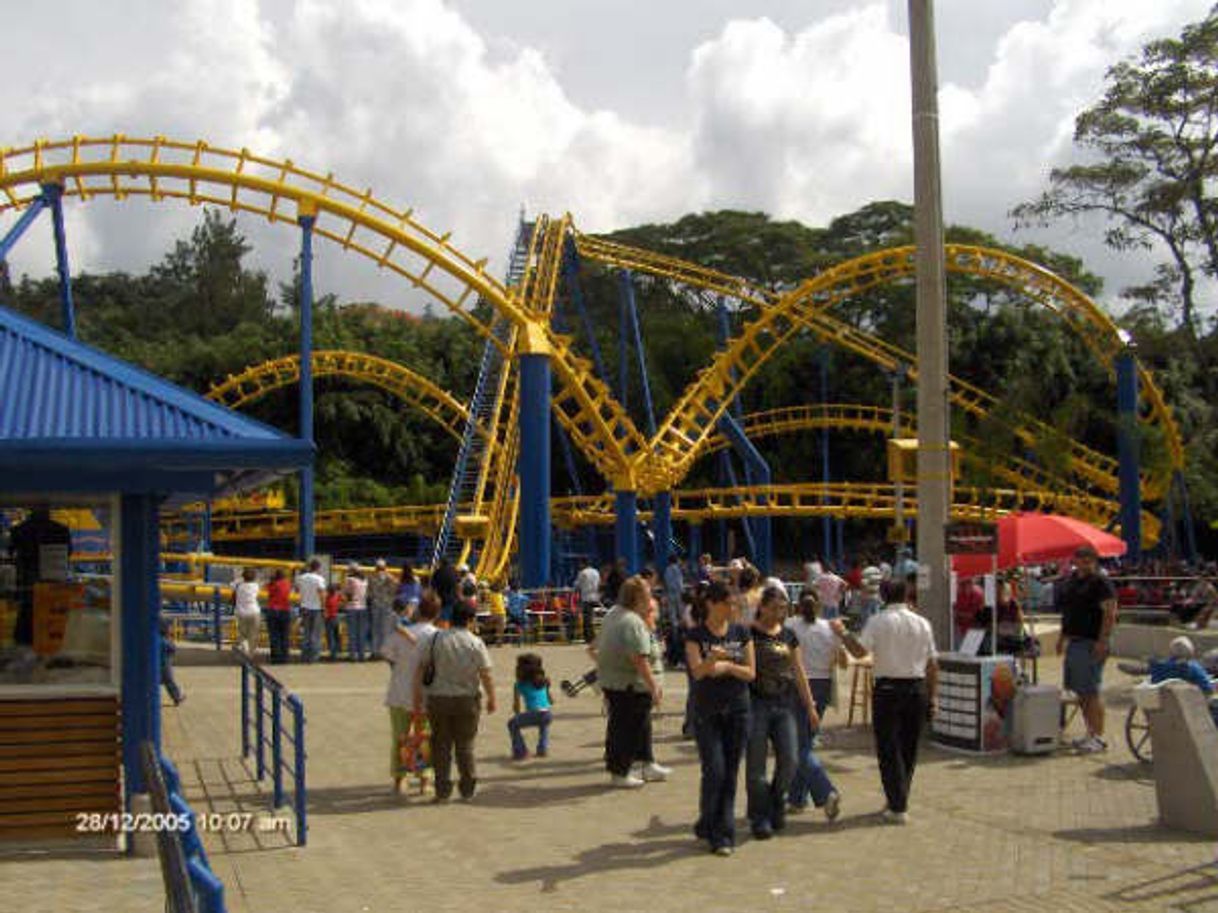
[847,658,874,726]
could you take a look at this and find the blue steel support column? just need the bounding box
[818,348,833,565]
[621,271,658,436]
[562,240,609,381]
[518,348,552,588]
[0,195,47,261]
[1174,471,1198,563]
[298,212,317,561]
[615,490,640,573]
[688,522,702,576]
[42,183,77,338]
[1116,351,1142,562]
[201,500,213,553]
[121,494,161,798]
[653,491,672,573]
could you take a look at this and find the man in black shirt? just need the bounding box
[1055,545,1118,753]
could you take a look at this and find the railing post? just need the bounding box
[213,587,222,650]
[271,688,284,808]
[255,674,266,780]
[240,663,250,759]
[289,695,307,846]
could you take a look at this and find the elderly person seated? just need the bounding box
[1149,636,1218,728]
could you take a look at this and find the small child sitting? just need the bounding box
[508,653,552,760]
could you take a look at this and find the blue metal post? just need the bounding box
[688,523,702,576]
[618,281,630,410]
[518,352,552,588]
[241,664,251,758]
[1174,470,1198,563]
[298,213,317,561]
[615,490,640,574]
[620,270,658,435]
[561,240,609,381]
[819,348,833,565]
[255,674,266,780]
[42,183,77,338]
[201,500,213,552]
[271,690,284,807]
[289,694,307,846]
[1116,351,1142,562]
[212,587,222,650]
[717,412,772,572]
[654,492,672,572]
[0,195,47,261]
[120,494,160,796]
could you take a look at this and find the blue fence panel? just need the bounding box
[240,660,307,845]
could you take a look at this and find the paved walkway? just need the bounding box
[5,641,1218,912]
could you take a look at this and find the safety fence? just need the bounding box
[140,740,227,913]
[239,658,307,846]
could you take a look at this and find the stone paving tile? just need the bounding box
[6,642,1216,912]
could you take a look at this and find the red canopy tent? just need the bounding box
[951,512,1127,578]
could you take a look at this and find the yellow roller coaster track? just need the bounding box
[205,349,471,440]
[0,135,647,485]
[574,233,1180,500]
[699,403,1092,500]
[186,480,1156,548]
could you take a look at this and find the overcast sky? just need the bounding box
[2,0,1212,314]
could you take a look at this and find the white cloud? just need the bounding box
[1,0,1213,312]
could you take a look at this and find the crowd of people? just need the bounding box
[163,542,1217,858]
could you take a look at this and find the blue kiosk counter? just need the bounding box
[0,306,311,844]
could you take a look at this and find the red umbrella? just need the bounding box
[951,512,1127,577]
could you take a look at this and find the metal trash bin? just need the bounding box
[1010,684,1060,755]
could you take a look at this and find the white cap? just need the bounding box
[1169,636,1195,659]
[763,576,786,595]
[375,558,387,569]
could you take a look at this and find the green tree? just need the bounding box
[1013,6,1218,335]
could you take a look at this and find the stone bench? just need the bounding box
[1136,680,1218,837]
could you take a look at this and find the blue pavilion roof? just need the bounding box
[0,304,312,495]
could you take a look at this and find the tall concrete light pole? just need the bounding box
[909,0,953,649]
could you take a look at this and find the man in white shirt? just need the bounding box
[831,578,938,824]
[294,558,327,664]
[574,561,601,643]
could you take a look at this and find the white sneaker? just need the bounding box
[1077,736,1107,754]
[638,762,671,782]
[881,808,909,825]
[823,791,841,822]
[611,773,645,789]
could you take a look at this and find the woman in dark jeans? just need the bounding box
[685,580,755,856]
[747,586,840,839]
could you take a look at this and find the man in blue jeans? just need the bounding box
[1055,546,1118,753]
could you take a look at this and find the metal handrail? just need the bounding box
[239,659,307,845]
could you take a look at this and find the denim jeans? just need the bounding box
[788,690,836,808]
[693,704,750,850]
[508,709,552,757]
[370,604,392,656]
[346,610,369,660]
[746,695,799,831]
[324,617,342,659]
[300,610,323,662]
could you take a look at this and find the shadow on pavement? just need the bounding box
[1105,862,1218,910]
[494,836,698,890]
[1053,822,1213,845]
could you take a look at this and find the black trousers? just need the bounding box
[871,678,927,814]
[603,689,654,776]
